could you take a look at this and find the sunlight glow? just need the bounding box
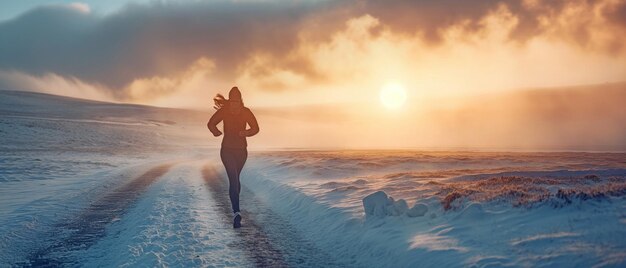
[380,83,407,109]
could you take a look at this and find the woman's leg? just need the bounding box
[235,149,248,194]
[220,148,241,213]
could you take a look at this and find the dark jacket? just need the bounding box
[207,107,259,148]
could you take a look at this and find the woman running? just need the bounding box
[207,87,259,228]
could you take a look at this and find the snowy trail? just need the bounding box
[13,159,340,267]
[26,164,174,266]
[202,164,343,268]
[74,161,252,267]
[202,165,288,267]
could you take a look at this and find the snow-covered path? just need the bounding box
[28,163,175,266]
[12,160,340,267]
[202,165,341,268]
[71,161,254,267]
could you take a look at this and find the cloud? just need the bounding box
[68,2,91,14]
[0,70,113,101]
[0,1,316,92]
[0,0,624,101]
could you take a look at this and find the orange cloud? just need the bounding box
[0,0,624,107]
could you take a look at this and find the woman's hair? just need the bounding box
[213,93,228,110]
[213,87,243,110]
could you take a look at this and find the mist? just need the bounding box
[249,82,626,151]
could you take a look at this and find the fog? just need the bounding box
[248,82,626,151]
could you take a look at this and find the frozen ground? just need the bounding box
[1,90,625,267]
[0,91,340,267]
[245,151,626,267]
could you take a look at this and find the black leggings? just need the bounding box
[220,147,248,213]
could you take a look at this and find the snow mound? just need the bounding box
[362,191,428,218]
[406,203,429,217]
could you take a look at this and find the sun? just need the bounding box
[380,83,407,109]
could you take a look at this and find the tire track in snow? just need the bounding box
[202,164,341,268]
[202,165,288,267]
[74,163,252,267]
[25,163,173,266]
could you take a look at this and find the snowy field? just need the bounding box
[1,90,625,267]
[246,151,626,267]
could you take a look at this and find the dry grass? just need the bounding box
[437,175,626,210]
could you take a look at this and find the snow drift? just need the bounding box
[362,191,429,218]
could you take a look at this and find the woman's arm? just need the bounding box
[241,109,259,137]
[207,109,224,137]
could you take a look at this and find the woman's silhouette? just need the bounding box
[207,87,259,228]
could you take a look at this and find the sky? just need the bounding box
[0,0,147,21]
[0,0,625,150]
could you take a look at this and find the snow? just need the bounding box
[0,90,227,265]
[76,163,251,267]
[2,90,626,267]
[406,203,429,218]
[244,151,626,267]
[362,191,392,217]
[362,191,429,218]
